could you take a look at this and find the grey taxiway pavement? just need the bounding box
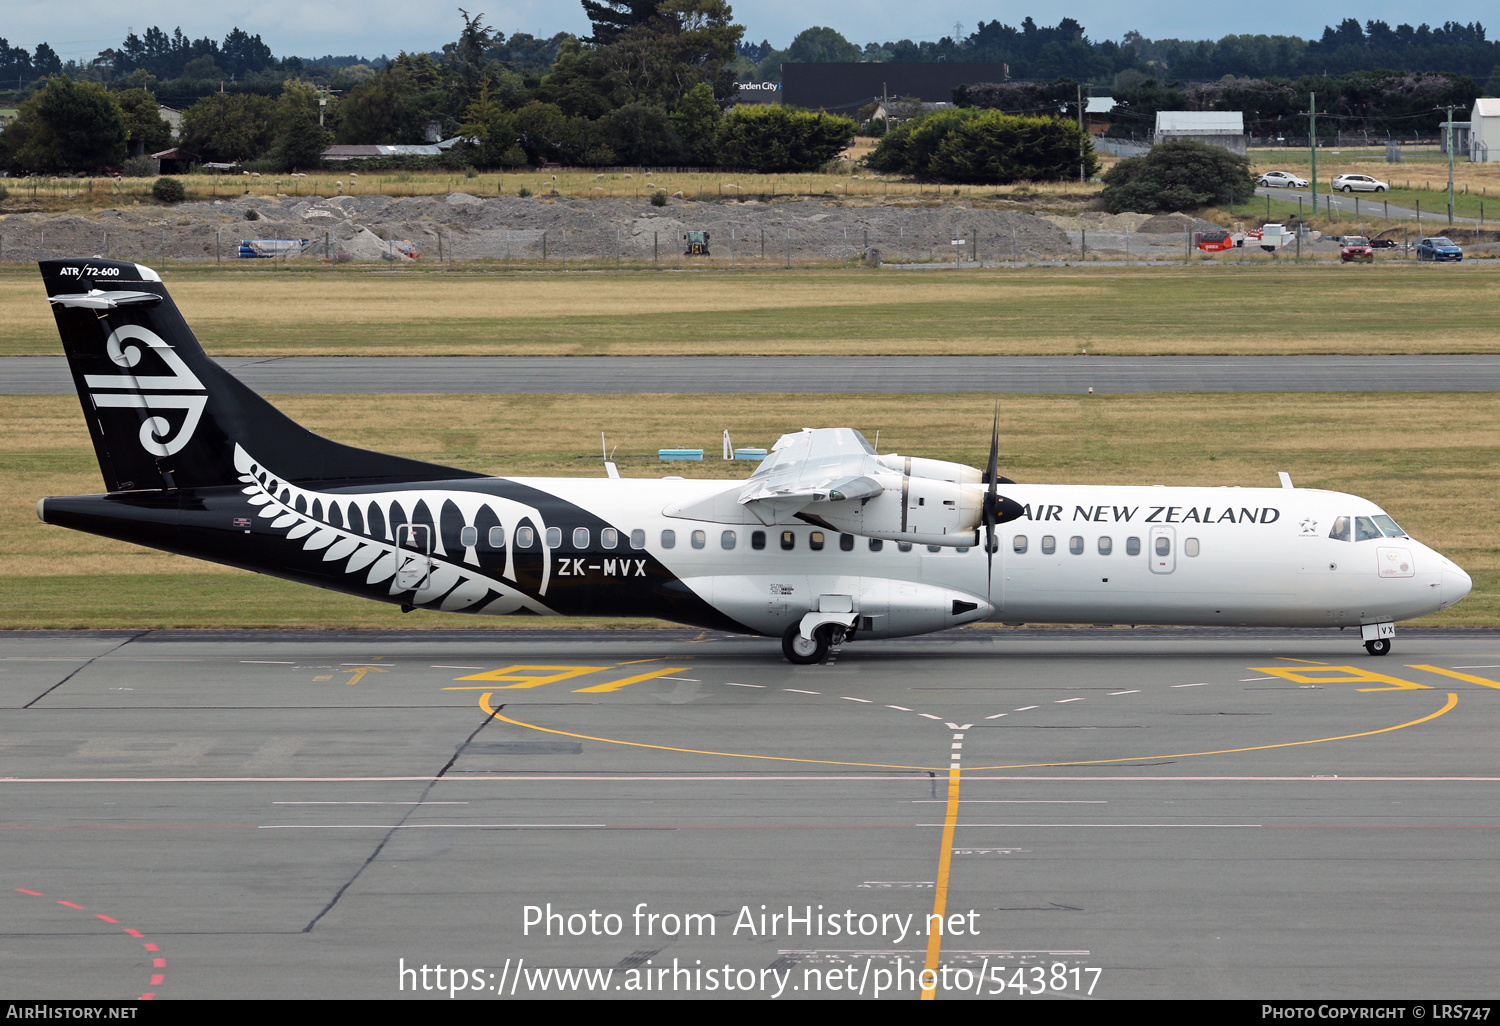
[3,627,1498,1000]
[7,354,1500,394]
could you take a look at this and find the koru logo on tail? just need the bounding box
[85,324,207,456]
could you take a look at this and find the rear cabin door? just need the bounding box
[396,523,433,590]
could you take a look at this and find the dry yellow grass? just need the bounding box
[4,266,1498,358]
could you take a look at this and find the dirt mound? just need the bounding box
[1134,212,1224,235]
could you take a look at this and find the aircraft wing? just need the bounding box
[737,428,889,525]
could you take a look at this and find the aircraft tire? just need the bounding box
[1364,638,1391,656]
[782,624,830,665]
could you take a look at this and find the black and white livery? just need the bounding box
[36,259,1472,663]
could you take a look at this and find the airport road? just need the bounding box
[3,627,1499,1000]
[1256,185,1484,224]
[8,355,1500,395]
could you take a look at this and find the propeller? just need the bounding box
[984,405,1000,595]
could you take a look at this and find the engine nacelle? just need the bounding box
[875,454,983,485]
[814,474,983,546]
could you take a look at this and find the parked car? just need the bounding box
[1257,171,1309,188]
[1369,237,1399,249]
[1339,237,1375,263]
[1415,237,1464,261]
[1330,174,1388,193]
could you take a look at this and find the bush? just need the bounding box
[715,106,857,173]
[865,108,1096,184]
[151,176,185,203]
[1100,139,1256,214]
[650,189,667,207]
[0,183,8,202]
[122,156,156,178]
[517,186,532,198]
[463,165,478,179]
[243,208,260,221]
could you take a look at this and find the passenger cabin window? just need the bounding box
[1126,536,1140,556]
[1329,516,1351,542]
[780,531,796,551]
[545,527,562,548]
[1013,535,1028,553]
[1069,536,1084,555]
[868,538,884,552]
[1098,536,1112,555]
[629,529,645,550]
[1155,536,1171,557]
[839,533,855,552]
[721,530,736,550]
[573,527,590,549]
[809,532,825,551]
[661,529,676,549]
[897,542,913,552]
[460,526,478,548]
[751,530,766,550]
[1372,515,1406,538]
[488,526,506,548]
[516,526,534,548]
[1354,516,1382,542]
[1041,535,1056,555]
[1184,537,1200,557]
[927,545,941,553]
[691,530,706,549]
[601,528,618,549]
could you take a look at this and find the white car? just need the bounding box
[1257,171,1308,188]
[1331,174,1388,193]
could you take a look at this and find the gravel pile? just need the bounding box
[0,193,1074,264]
[1134,212,1224,235]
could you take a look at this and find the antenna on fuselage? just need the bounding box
[602,432,620,479]
[1278,472,1294,489]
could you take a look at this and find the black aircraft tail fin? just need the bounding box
[40,259,482,493]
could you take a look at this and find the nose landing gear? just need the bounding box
[1361,621,1395,656]
[1364,637,1392,656]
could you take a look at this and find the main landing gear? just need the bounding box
[782,623,847,665]
[1361,621,1395,656]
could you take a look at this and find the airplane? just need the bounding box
[35,258,1472,664]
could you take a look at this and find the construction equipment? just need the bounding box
[683,231,710,256]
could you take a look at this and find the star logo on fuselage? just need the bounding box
[1299,518,1319,536]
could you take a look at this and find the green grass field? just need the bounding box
[3,391,1495,629]
[3,264,1497,357]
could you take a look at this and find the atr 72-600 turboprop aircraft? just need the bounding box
[36,259,1472,663]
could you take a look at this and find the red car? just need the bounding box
[1340,237,1374,263]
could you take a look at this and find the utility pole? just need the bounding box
[1446,104,1456,226]
[1309,92,1318,216]
[1077,84,1086,184]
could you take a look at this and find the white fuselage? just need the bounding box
[517,476,1471,638]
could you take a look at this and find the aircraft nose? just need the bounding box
[1443,563,1473,606]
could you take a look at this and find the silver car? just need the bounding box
[1331,174,1388,193]
[1258,171,1308,188]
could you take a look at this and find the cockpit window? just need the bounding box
[1372,515,1406,538]
[1329,516,1351,542]
[1354,516,1382,542]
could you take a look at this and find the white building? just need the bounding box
[1154,111,1247,155]
[1470,98,1499,162]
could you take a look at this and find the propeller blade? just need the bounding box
[985,406,1000,592]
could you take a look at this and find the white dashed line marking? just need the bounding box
[241,661,294,664]
[784,689,820,695]
[886,705,912,711]
[1453,666,1500,669]
[841,697,872,703]
[1055,698,1084,704]
[1109,690,1140,695]
[1014,706,1039,711]
[659,677,700,682]
[984,713,1007,719]
[951,743,963,749]
[432,665,485,669]
[1240,677,1275,681]
[723,682,764,688]
[1172,683,1208,688]
[919,713,943,720]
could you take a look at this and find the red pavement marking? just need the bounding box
[16,886,163,1000]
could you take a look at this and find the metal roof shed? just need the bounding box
[1154,111,1246,154]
